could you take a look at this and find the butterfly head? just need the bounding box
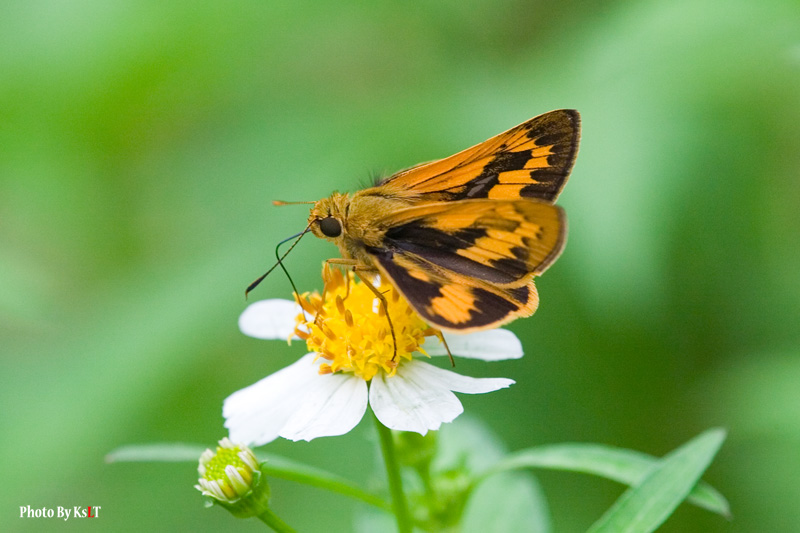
[308,193,349,242]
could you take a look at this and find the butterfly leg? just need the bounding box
[324,258,358,301]
[325,258,360,268]
[355,270,398,362]
[434,330,455,367]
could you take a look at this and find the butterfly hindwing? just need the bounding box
[370,248,540,331]
[364,199,564,331]
[377,109,580,203]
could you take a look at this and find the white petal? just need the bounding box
[279,372,367,442]
[369,360,514,435]
[370,361,463,435]
[224,353,320,445]
[239,299,302,340]
[425,329,523,361]
[224,354,367,445]
[408,360,515,394]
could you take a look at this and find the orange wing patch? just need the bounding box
[429,284,477,326]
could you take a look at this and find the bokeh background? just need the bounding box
[2,1,799,531]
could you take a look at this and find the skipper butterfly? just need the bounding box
[295,109,580,333]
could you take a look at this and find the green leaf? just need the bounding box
[483,442,729,518]
[462,471,551,533]
[106,443,390,511]
[586,428,727,533]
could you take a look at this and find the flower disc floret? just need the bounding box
[293,266,438,381]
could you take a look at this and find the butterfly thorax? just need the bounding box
[309,191,416,267]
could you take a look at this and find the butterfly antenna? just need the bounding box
[273,200,316,206]
[245,222,312,298]
[274,230,308,322]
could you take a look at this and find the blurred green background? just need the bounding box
[2,1,799,531]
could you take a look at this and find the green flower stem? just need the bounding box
[418,466,435,501]
[374,411,413,533]
[257,507,297,533]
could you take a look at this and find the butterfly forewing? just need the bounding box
[378,109,580,203]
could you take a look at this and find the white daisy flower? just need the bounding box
[225,267,523,446]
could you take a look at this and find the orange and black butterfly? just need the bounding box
[264,109,580,333]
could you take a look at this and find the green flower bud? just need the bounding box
[195,438,269,518]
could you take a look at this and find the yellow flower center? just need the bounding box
[293,265,440,381]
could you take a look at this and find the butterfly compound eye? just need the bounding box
[318,216,342,238]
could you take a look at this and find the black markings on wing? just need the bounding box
[367,249,441,309]
[382,221,526,285]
